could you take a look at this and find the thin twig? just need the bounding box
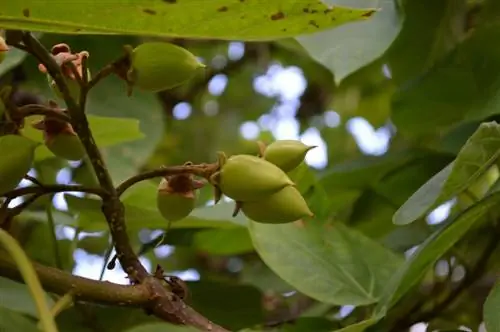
[0,255,151,306]
[24,175,44,187]
[85,60,122,91]
[1,184,106,200]
[17,104,71,122]
[116,164,216,196]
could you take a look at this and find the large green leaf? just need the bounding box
[320,150,418,191]
[394,121,500,225]
[330,0,465,126]
[484,281,500,332]
[0,307,39,332]
[0,2,375,41]
[193,227,254,255]
[187,281,264,331]
[249,221,403,306]
[375,192,500,315]
[0,277,54,318]
[0,134,39,194]
[297,0,401,83]
[392,1,500,134]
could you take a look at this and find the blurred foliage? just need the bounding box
[1,0,500,331]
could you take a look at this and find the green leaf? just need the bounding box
[21,114,144,161]
[0,2,375,41]
[332,317,380,332]
[0,48,29,77]
[392,5,500,134]
[23,223,74,270]
[187,281,264,331]
[123,323,198,332]
[281,317,339,331]
[484,281,500,332]
[392,162,454,226]
[240,262,294,294]
[88,115,144,147]
[0,307,39,332]
[331,0,466,126]
[0,134,39,194]
[375,192,500,315]
[193,227,254,255]
[56,304,161,332]
[0,277,54,318]
[248,221,403,306]
[320,150,418,190]
[394,121,500,225]
[297,0,401,83]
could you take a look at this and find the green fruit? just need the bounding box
[241,185,313,224]
[127,42,205,92]
[263,140,316,173]
[0,135,38,194]
[157,178,196,222]
[218,154,294,201]
[46,133,86,161]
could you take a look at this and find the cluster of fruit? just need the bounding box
[156,140,316,225]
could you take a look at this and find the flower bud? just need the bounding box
[127,42,205,92]
[217,154,294,202]
[263,140,316,173]
[241,185,313,224]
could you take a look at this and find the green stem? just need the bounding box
[46,195,63,270]
[37,292,74,330]
[0,229,59,332]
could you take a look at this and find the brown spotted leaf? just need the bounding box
[1,1,375,40]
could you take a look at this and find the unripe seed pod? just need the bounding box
[156,177,197,222]
[46,133,86,161]
[127,42,205,92]
[263,140,316,173]
[241,185,313,224]
[0,135,38,194]
[218,154,294,202]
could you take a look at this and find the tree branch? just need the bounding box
[0,255,150,306]
[1,184,106,200]
[116,164,217,197]
[17,104,71,122]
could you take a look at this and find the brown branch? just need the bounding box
[17,104,71,122]
[18,32,229,332]
[1,184,106,199]
[0,255,150,306]
[116,164,217,197]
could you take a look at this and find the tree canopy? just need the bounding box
[0,1,499,332]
